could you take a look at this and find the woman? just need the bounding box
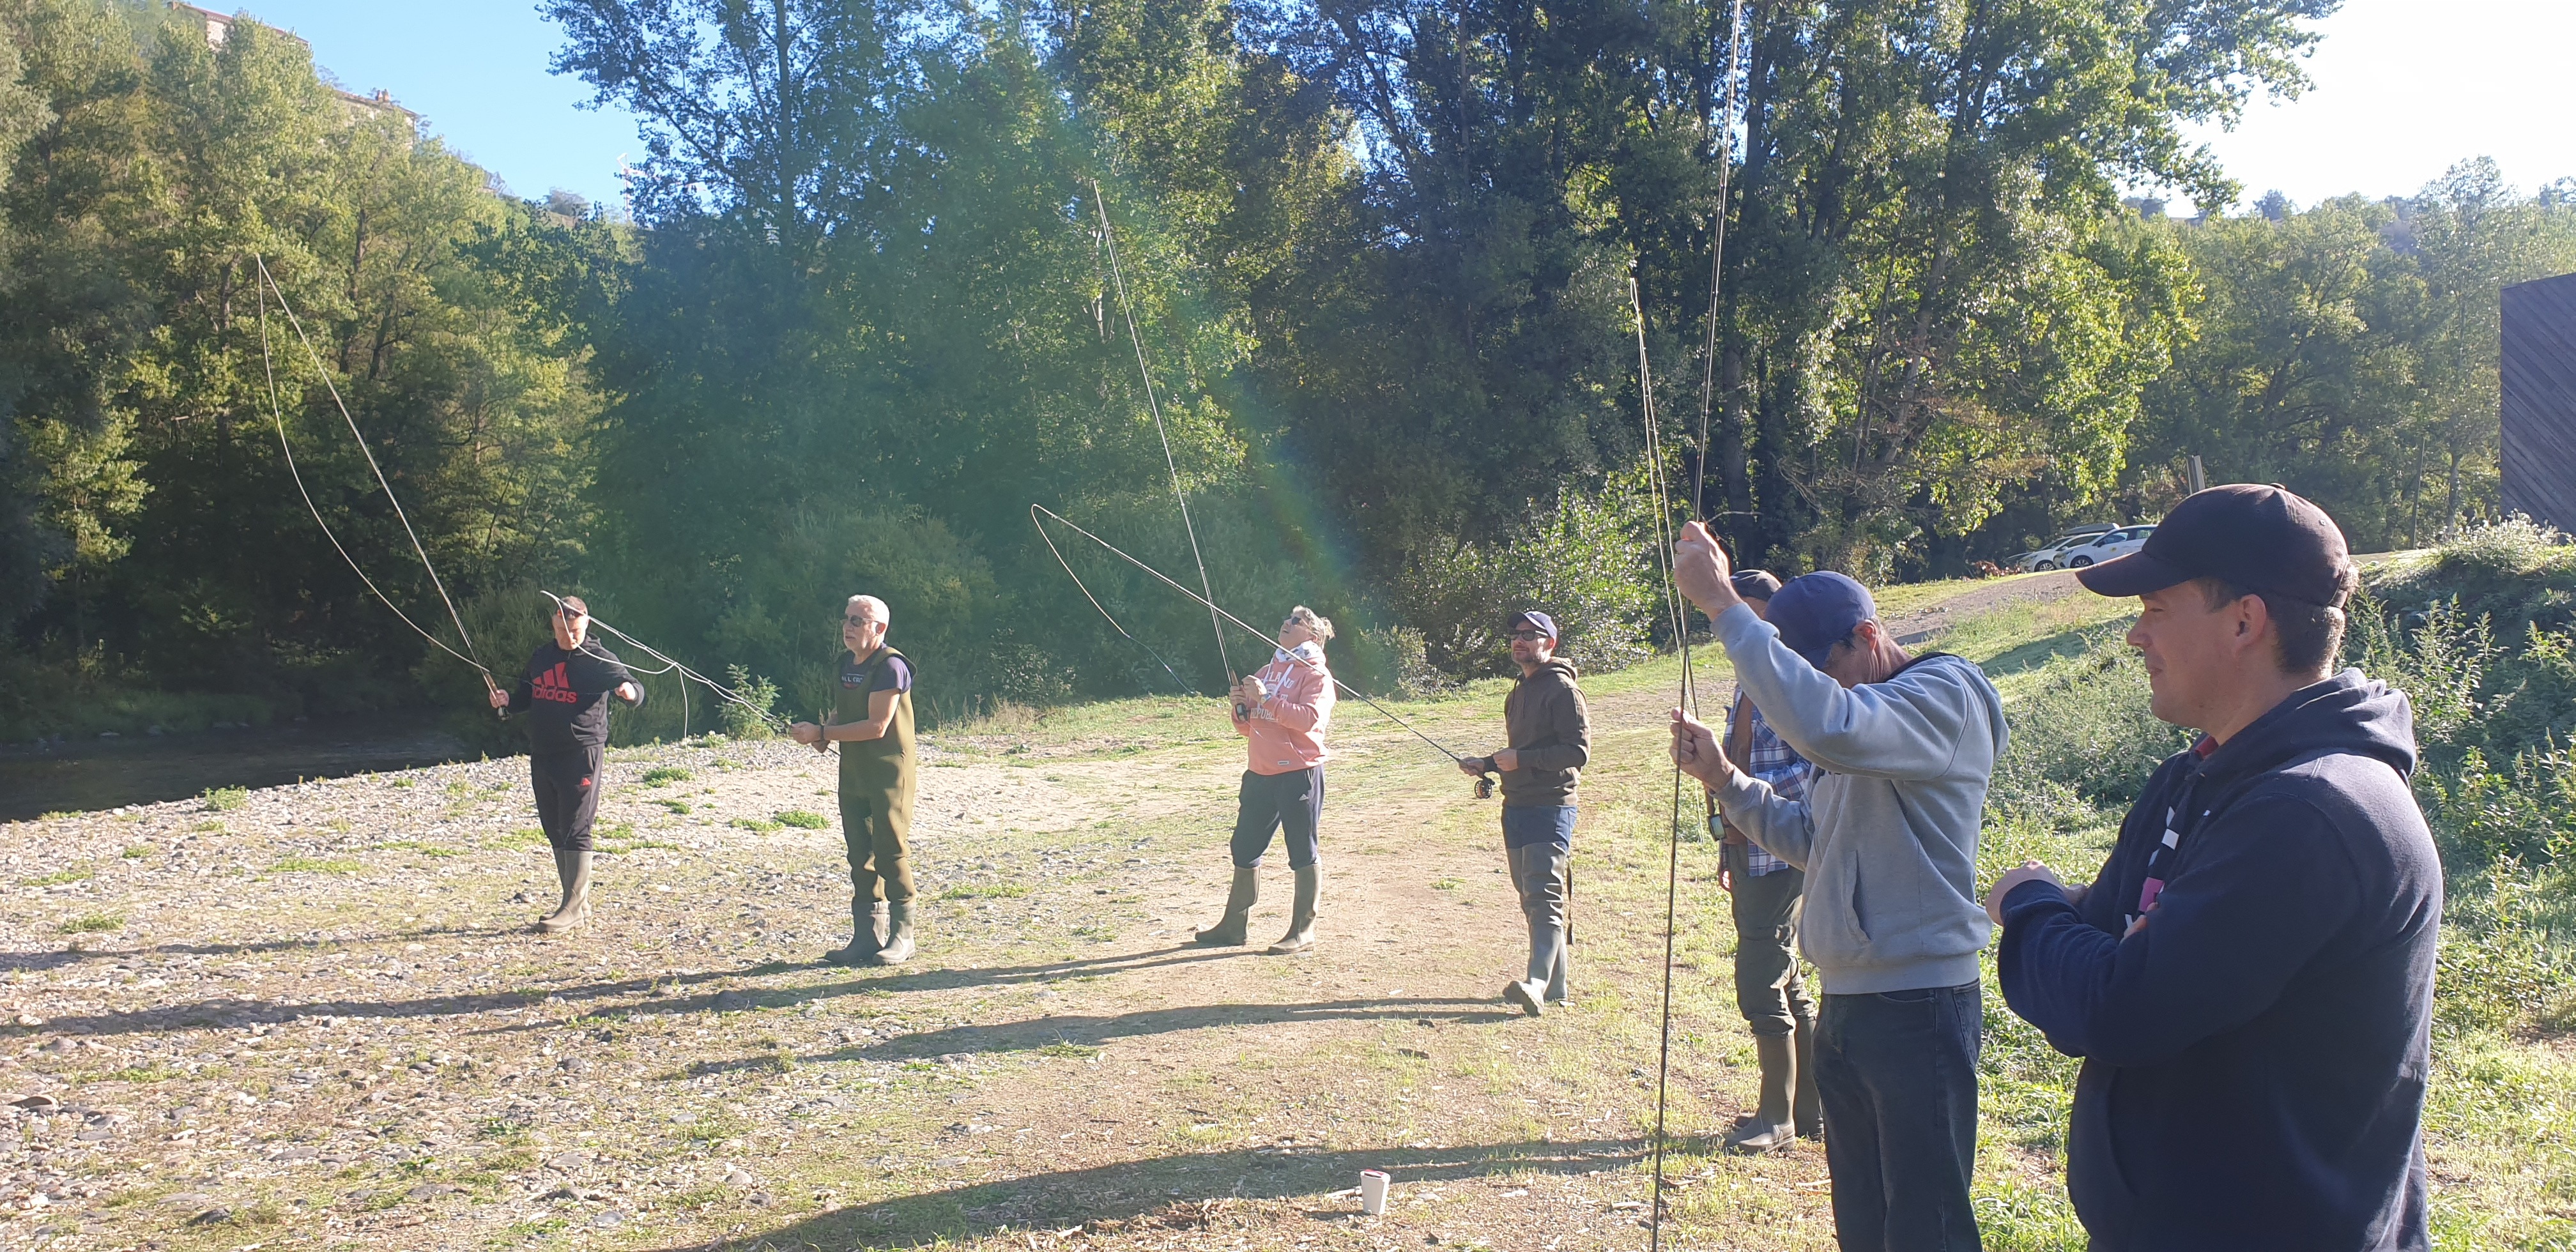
[1193,606,1337,954]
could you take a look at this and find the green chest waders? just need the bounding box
[837,646,918,910]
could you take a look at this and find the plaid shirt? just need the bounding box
[1724,696,1815,876]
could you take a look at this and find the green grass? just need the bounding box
[201,786,249,811]
[774,809,829,828]
[939,882,1032,900]
[374,841,462,858]
[121,845,151,859]
[271,856,363,874]
[657,798,693,814]
[24,865,92,886]
[59,913,123,933]
[730,816,781,832]
[487,828,548,850]
[642,766,693,785]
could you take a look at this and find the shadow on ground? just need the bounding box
[650,1136,1652,1251]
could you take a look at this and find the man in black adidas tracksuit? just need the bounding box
[489,595,643,933]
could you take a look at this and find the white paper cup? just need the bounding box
[1359,1169,1390,1215]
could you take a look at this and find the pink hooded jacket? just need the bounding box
[1234,642,1335,775]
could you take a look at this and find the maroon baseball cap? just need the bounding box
[2076,484,2356,607]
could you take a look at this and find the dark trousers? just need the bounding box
[1230,767,1323,868]
[1815,981,1984,1252]
[530,746,604,853]
[839,787,915,906]
[1725,844,1814,1037]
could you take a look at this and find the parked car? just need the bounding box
[2014,524,2116,572]
[2055,524,2157,569]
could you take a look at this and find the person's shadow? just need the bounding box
[637,1134,1652,1250]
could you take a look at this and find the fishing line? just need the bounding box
[1091,180,1234,685]
[1692,0,1747,531]
[257,257,489,695]
[1032,505,1467,765]
[539,590,791,735]
[254,260,496,698]
[1031,500,1195,695]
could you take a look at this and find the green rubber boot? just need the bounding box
[1266,864,1319,954]
[1192,867,1259,947]
[871,901,916,965]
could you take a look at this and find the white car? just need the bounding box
[2056,524,2156,569]
[2018,526,2117,572]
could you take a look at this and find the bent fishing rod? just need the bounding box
[1031,504,1468,765]
[537,590,793,735]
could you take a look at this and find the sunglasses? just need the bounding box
[843,615,878,627]
[556,607,584,621]
[1508,630,1549,642]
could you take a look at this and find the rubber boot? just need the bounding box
[1192,867,1259,947]
[1546,935,1571,1005]
[539,850,592,933]
[1266,864,1319,954]
[1793,1013,1822,1140]
[826,901,888,966]
[1506,912,1564,1016]
[1723,1033,1797,1153]
[871,901,916,965]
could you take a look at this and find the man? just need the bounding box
[791,595,919,966]
[1713,570,1821,1153]
[1985,484,2439,1251]
[1667,528,2006,1252]
[487,595,644,933]
[1194,607,1337,954]
[1456,610,1590,1016]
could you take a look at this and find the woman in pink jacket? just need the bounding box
[1192,606,1337,953]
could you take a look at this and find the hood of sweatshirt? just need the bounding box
[2196,668,2418,794]
[1526,655,1579,683]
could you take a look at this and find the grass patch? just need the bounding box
[201,786,249,811]
[656,798,693,814]
[730,817,781,832]
[774,809,829,828]
[940,882,1032,900]
[641,767,693,786]
[59,913,123,933]
[487,828,548,850]
[121,845,152,859]
[375,841,462,858]
[271,856,363,874]
[1034,1041,1103,1060]
[24,865,92,886]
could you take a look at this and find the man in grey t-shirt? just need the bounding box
[1668,523,2006,1252]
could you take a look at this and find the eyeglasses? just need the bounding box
[1508,630,1549,642]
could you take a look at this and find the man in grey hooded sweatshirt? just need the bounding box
[1667,521,2007,1252]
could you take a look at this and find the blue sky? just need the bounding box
[243,0,2575,217]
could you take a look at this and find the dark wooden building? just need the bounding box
[2502,272,2576,531]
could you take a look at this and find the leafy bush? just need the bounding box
[201,786,249,812]
[1395,473,1660,676]
[1991,633,2191,819]
[720,665,779,740]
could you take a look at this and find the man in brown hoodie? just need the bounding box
[1459,610,1591,1015]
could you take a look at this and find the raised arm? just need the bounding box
[1715,604,1990,781]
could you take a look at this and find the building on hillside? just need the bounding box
[170,2,420,128]
[2501,271,2576,533]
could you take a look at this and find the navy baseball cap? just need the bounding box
[2077,484,2356,607]
[1765,572,1876,669]
[1509,610,1559,641]
[1731,570,1783,601]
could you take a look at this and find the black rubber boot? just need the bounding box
[1266,864,1319,954]
[1192,867,1258,947]
[827,901,889,966]
[871,901,916,965]
[1793,1012,1821,1140]
[539,850,592,933]
[1724,1033,1797,1153]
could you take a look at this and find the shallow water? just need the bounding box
[0,713,476,820]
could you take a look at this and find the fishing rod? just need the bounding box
[254,256,502,712]
[1030,498,1195,696]
[1031,504,1469,765]
[1650,4,1746,1241]
[1091,179,1235,688]
[537,590,792,735]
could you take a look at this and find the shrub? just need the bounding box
[201,786,249,812]
[721,665,780,740]
[1395,473,1660,676]
[1991,632,2191,816]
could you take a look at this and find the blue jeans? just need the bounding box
[1230,767,1323,868]
[1501,805,1575,998]
[1815,981,1984,1252]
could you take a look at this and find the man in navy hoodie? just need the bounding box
[1986,484,2440,1251]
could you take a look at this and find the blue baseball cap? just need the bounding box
[1509,610,1559,641]
[1764,572,1876,669]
